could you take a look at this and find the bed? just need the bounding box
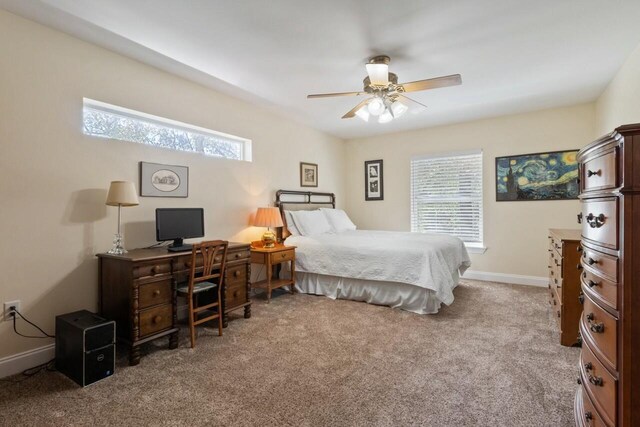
[276,190,471,314]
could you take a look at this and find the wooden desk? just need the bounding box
[97,242,251,365]
[250,244,296,303]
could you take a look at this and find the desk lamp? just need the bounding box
[105,181,139,254]
[253,207,283,248]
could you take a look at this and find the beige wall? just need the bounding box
[595,43,640,135]
[345,104,595,277]
[0,10,345,359]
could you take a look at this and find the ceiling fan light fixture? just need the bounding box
[355,106,370,122]
[367,97,385,116]
[378,108,393,124]
[390,100,408,118]
[365,63,389,86]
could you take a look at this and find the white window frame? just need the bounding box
[82,98,252,161]
[410,149,486,253]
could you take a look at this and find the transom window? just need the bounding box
[83,98,252,161]
[410,150,484,248]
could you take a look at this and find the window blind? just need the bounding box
[410,150,483,244]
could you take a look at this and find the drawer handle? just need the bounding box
[557,311,560,318]
[553,299,557,306]
[577,377,582,385]
[281,253,287,258]
[153,315,162,324]
[584,362,593,371]
[554,278,557,284]
[234,270,241,277]
[586,257,597,266]
[555,244,560,249]
[554,260,559,266]
[578,292,584,305]
[585,412,593,421]
[576,332,583,346]
[151,266,159,274]
[586,313,605,333]
[577,263,583,270]
[587,280,598,288]
[577,212,582,224]
[588,374,603,387]
[153,289,161,297]
[235,253,241,258]
[577,245,583,253]
[587,169,601,177]
[586,213,605,228]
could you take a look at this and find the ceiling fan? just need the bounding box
[307,55,462,123]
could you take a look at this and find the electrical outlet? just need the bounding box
[3,301,20,322]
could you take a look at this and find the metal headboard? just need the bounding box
[275,190,336,241]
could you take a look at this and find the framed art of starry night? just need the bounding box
[495,150,579,201]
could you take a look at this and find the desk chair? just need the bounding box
[176,240,228,348]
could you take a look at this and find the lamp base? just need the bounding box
[107,233,127,255]
[261,230,277,248]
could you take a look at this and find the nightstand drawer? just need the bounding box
[270,250,294,264]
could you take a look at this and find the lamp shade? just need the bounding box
[106,181,139,206]
[253,207,283,228]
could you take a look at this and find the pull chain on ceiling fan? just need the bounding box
[307,55,462,123]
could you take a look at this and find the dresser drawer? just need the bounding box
[139,304,172,338]
[139,279,172,309]
[581,269,617,311]
[580,291,617,370]
[581,149,618,193]
[226,264,247,285]
[581,198,618,250]
[133,261,171,280]
[576,385,609,427]
[581,247,618,283]
[270,250,294,264]
[580,342,617,426]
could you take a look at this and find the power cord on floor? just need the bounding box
[11,308,55,339]
[0,358,56,384]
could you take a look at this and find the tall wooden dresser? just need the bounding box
[574,124,640,427]
[547,229,582,346]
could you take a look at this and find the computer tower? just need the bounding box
[55,310,115,387]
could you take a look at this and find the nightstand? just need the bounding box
[250,244,296,302]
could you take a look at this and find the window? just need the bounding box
[410,150,484,249]
[83,98,252,161]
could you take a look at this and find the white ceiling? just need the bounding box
[3,0,640,139]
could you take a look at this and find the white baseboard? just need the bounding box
[462,270,548,287]
[0,343,55,379]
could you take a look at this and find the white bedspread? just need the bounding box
[285,230,471,306]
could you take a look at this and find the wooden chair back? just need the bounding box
[189,240,229,292]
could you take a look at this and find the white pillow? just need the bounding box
[291,210,333,236]
[284,210,300,237]
[321,208,357,232]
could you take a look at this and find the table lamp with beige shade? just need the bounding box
[253,207,283,248]
[105,181,139,254]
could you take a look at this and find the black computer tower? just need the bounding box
[55,310,115,387]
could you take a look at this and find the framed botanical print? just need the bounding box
[365,159,383,201]
[300,162,318,187]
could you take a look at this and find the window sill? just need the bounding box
[465,244,487,254]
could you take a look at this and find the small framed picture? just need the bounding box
[140,162,189,197]
[300,162,318,187]
[365,159,383,201]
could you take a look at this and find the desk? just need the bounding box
[97,242,251,365]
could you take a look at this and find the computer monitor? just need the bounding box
[155,208,205,252]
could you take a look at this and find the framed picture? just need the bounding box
[495,150,579,201]
[140,162,189,197]
[300,162,318,187]
[365,159,384,201]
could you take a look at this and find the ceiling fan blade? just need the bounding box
[307,91,364,99]
[399,74,462,93]
[342,98,371,119]
[398,95,428,109]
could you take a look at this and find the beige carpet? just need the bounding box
[0,280,579,426]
